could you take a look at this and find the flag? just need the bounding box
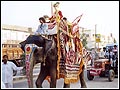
[72,14,83,25]
[72,14,83,35]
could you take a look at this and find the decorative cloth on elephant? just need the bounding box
[58,19,84,84]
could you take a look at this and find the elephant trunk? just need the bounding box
[26,53,34,88]
[25,45,36,88]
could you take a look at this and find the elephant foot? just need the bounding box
[81,85,87,88]
[35,81,42,88]
[63,84,70,88]
[63,86,70,88]
[36,85,42,88]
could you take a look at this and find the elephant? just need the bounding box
[19,34,87,88]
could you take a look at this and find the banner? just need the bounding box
[95,34,101,43]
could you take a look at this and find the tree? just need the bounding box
[80,33,88,48]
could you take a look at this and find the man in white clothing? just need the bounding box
[99,47,106,59]
[2,55,17,88]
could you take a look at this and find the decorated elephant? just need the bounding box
[19,34,87,88]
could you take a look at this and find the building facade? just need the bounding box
[2,24,34,45]
[2,24,115,49]
[79,27,115,49]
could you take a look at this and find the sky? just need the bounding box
[1,1,119,43]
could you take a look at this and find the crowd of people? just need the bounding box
[85,44,118,67]
[100,45,118,60]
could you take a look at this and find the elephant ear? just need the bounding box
[19,40,26,52]
[44,39,53,55]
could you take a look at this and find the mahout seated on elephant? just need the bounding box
[19,34,87,88]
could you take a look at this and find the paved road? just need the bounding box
[13,77,118,88]
[13,66,119,88]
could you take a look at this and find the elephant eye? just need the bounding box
[34,48,38,53]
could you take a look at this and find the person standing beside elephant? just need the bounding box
[34,17,48,35]
[2,55,17,88]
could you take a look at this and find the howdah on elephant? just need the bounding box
[19,34,87,88]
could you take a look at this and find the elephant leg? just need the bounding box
[50,64,57,88]
[79,65,87,88]
[63,83,70,88]
[35,66,49,88]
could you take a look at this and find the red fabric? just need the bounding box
[73,37,81,52]
[58,11,63,19]
[49,10,63,22]
[66,49,76,65]
[49,16,53,20]
[48,22,56,29]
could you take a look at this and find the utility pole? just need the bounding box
[95,24,97,49]
[51,2,53,16]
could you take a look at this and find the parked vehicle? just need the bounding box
[106,43,118,51]
[2,44,24,67]
[87,57,118,82]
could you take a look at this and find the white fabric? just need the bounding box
[99,51,106,58]
[91,50,96,59]
[47,24,57,35]
[2,61,17,88]
[17,67,23,71]
[105,51,113,57]
[34,23,57,35]
[34,23,48,35]
[113,48,118,53]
